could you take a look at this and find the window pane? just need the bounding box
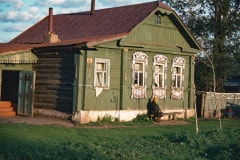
[177,67,181,74]
[134,64,139,70]
[103,72,107,86]
[172,75,176,87]
[139,73,143,86]
[97,63,107,71]
[97,63,102,70]
[173,66,181,74]
[177,75,181,87]
[173,67,177,74]
[139,63,143,71]
[97,72,102,86]
[159,74,163,87]
[154,74,163,87]
[172,75,182,88]
[103,63,106,71]
[135,63,143,71]
[134,72,138,85]
[154,74,159,87]
[155,65,163,73]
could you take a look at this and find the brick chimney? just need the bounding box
[43,7,60,43]
[91,0,95,15]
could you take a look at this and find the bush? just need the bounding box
[133,114,150,122]
[101,114,113,122]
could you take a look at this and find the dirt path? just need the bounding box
[0,116,75,127]
[0,116,190,128]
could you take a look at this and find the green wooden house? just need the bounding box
[0,1,202,122]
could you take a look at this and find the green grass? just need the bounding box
[0,119,240,160]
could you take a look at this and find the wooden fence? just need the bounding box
[202,92,240,118]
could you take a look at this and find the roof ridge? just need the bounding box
[58,1,172,16]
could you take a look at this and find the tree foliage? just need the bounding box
[163,0,240,92]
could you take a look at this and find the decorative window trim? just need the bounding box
[131,52,148,98]
[171,57,185,99]
[152,55,167,99]
[94,58,110,97]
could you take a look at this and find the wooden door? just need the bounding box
[17,71,35,116]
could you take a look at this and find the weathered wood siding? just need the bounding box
[76,46,194,111]
[119,50,193,110]
[82,48,122,111]
[116,11,195,110]
[121,13,191,50]
[33,50,74,113]
[75,9,196,112]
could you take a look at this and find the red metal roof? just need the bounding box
[10,1,171,44]
[0,43,36,53]
[0,1,173,53]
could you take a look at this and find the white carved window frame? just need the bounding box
[171,57,185,99]
[131,52,148,98]
[152,55,167,99]
[172,65,183,88]
[94,58,110,97]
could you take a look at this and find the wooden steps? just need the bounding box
[0,101,16,117]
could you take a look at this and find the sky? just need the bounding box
[0,0,155,43]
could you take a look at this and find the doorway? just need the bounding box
[1,70,35,116]
[1,70,19,110]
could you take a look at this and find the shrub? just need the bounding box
[114,117,119,122]
[101,114,113,122]
[133,114,150,122]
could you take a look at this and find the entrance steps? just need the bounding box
[0,101,16,117]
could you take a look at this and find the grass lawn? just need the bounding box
[0,119,240,160]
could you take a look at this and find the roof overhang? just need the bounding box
[0,50,38,64]
[29,34,129,51]
[85,34,128,48]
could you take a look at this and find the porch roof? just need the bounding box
[0,45,38,64]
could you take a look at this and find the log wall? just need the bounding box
[33,50,74,113]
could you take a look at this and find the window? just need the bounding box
[152,55,167,99]
[131,52,148,98]
[171,57,185,99]
[94,58,110,89]
[172,66,182,88]
[155,11,162,25]
[133,62,144,87]
[154,64,164,87]
[156,14,161,25]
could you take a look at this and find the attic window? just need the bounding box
[155,11,161,25]
[156,14,161,25]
